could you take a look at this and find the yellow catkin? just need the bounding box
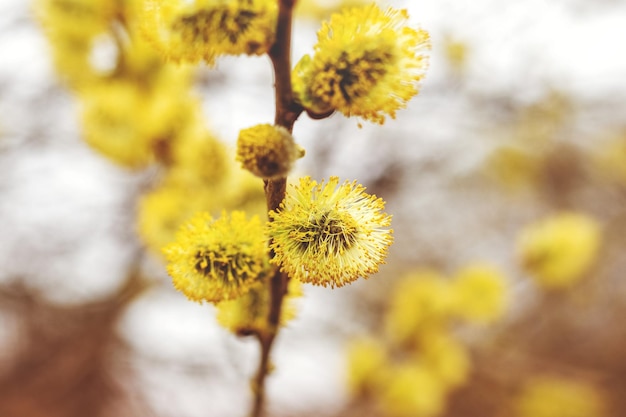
[295,0,370,20]
[376,361,445,417]
[515,376,606,417]
[267,176,393,288]
[216,278,302,335]
[450,262,507,323]
[163,211,266,303]
[79,80,196,168]
[35,0,115,84]
[384,271,454,346]
[139,0,277,65]
[236,124,304,179]
[419,332,471,389]
[345,337,388,396]
[292,3,430,124]
[517,212,601,289]
[593,132,626,183]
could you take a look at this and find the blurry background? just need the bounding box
[1,0,626,416]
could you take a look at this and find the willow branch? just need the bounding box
[250,1,301,417]
[269,0,303,131]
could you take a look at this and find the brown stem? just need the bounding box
[270,0,303,131]
[249,1,302,417]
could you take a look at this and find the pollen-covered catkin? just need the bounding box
[163,211,267,303]
[517,212,601,289]
[139,0,277,64]
[267,176,393,287]
[292,4,430,124]
[236,124,304,179]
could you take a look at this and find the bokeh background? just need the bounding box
[1,0,626,416]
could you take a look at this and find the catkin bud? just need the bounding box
[236,124,304,179]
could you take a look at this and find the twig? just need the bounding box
[250,1,302,416]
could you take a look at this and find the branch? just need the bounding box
[250,1,301,416]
